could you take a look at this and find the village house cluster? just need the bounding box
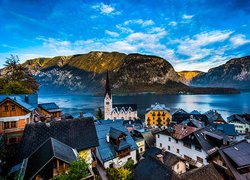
[0,72,250,180]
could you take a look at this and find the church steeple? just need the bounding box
[105,71,111,98]
[104,71,112,120]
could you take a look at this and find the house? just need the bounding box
[0,94,38,144]
[104,72,138,120]
[180,116,205,128]
[178,163,222,180]
[142,147,186,174]
[156,125,229,167]
[134,156,177,180]
[227,114,250,134]
[19,138,80,180]
[145,103,172,128]
[214,124,237,140]
[95,120,137,168]
[172,109,209,125]
[18,118,99,167]
[205,110,227,124]
[208,140,250,180]
[38,102,62,121]
[123,120,143,132]
[132,128,155,149]
[131,133,145,155]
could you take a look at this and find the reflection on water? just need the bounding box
[38,92,250,119]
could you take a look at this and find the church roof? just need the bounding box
[104,71,111,98]
[112,104,137,114]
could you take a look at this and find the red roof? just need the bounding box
[172,125,198,140]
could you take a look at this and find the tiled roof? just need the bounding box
[179,164,222,180]
[215,124,237,136]
[171,125,198,140]
[227,114,250,125]
[21,137,77,180]
[180,119,205,128]
[133,129,155,148]
[109,127,126,139]
[112,104,137,113]
[18,118,99,161]
[190,110,201,115]
[38,102,62,112]
[143,147,162,158]
[193,126,228,153]
[146,103,170,112]
[163,151,183,167]
[114,139,131,151]
[0,94,38,112]
[95,120,137,162]
[134,156,177,180]
[218,140,250,179]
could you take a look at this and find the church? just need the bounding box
[104,72,138,120]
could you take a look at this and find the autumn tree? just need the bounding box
[0,55,39,94]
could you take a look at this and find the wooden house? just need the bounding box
[0,94,37,144]
[38,103,62,121]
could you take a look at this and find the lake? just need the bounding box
[38,92,250,120]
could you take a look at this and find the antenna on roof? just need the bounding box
[234,147,239,151]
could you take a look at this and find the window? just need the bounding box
[177,163,179,169]
[157,134,160,138]
[183,142,191,149]
[197,156,204,163]
[177,149,180,153]
[11,121,16,128]
[11,105,15,111]
[175,139,178,143]
[4,106,8,112]
[160,143,162,148]
[106,102,109,105]
[169,137,171,142]
[195,146,202,152]
[3,121,16,129]
[168,146,170,150]
[140,148,143,152]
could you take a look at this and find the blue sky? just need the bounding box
[0,0,250,71]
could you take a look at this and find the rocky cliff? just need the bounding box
[191,56,250,89]
[178,71,202,85]
[22,51,240,95]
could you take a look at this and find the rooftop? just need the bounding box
[95,120,137,162]
[146,103,170,112]
[21,137,77,180]
[38,102,62,112]
[18,118,99,161]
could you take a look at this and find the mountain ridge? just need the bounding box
[21,51,241,95]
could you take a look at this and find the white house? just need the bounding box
[156,125,228,167]
[95,120,138,169]
[227,114,250,134]
[104,72,138,120]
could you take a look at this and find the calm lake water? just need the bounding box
[38,92,250,120]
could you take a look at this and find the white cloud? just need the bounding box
[115,24,133,33]
[230,34,250,48]
[176,30,233,61]
[105,30,119,37]
[168,21,177,26]
[182,14,194,19]
[124,19,154,26]
[92,3,120,15]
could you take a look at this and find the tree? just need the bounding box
[95,108,104,120]
[107,160,134,180]
[53,158,90,180]
[0,55,39,94]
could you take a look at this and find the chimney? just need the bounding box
[79,112,83,118]
[156,154,164,163]
[24,95,29,103]
[106,133,110,142]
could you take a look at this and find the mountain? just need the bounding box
[22,51,239,95]
[178,71,202,85]
[191,56,250,89]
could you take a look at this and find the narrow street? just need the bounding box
[96,163,108,180]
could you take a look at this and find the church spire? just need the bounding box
[105,71,111,98]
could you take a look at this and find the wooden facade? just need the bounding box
[38,107,61,120]
[0,98,32,144]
